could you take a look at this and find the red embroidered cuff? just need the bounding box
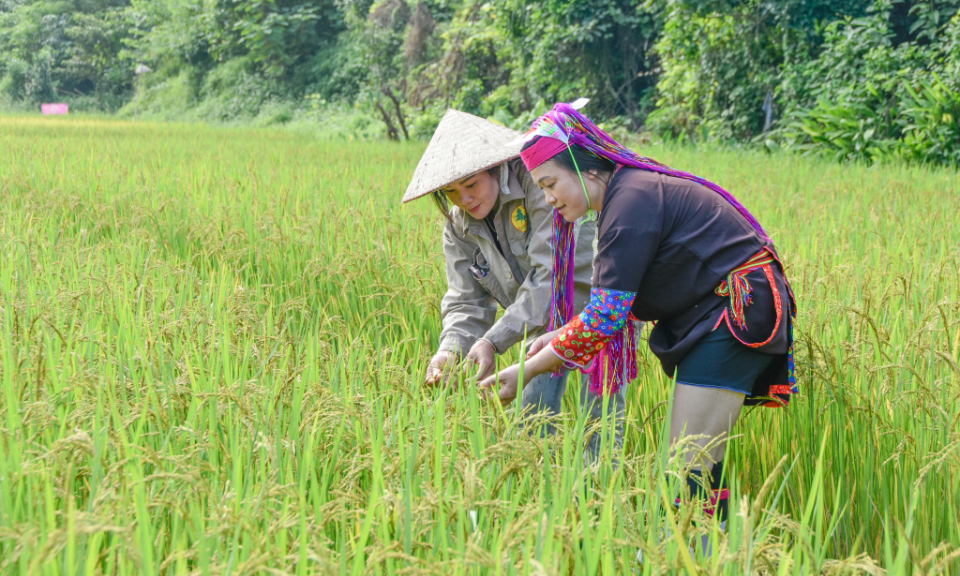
[550,316,613,368]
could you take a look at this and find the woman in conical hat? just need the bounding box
[404,109,626,460]
[482,100,797,532]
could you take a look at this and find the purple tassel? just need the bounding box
[549,210,577,332]
[532,103,770,242]
[549,211,577,377]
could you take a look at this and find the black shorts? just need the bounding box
[675,326,776,395]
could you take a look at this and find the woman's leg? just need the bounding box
[669,382,744,535]
[669,382,745,470]
[637,384,742,564]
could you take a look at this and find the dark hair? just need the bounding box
[431,190,458,231]
[521,137,616,179]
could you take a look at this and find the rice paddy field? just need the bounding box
[0,115,958,575]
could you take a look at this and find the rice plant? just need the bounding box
[0,116,958,574]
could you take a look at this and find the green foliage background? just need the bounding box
[2,0,960,164]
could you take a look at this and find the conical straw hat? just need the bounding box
[403,109,523,203]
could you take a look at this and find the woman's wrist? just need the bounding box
[476,337,499,355]
[522,345,564,383]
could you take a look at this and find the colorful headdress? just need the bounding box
[519,100,769,395]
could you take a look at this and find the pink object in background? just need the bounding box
[41,103,69,115]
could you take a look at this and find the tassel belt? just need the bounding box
[715,249,775,331]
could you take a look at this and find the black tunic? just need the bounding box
[593,168,794,402]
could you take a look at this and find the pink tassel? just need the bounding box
[587,315,640,396]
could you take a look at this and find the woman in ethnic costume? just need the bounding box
[403,109,626,461]
[481,100,797,527]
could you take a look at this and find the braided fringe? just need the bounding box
[549,210,577,332]
[534,103,770,242]
[549,211,577,377]
[587,316,640,396]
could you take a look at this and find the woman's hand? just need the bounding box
[525,329,564,360]
[464,339,497,381]
[479,364,523,406]
[480,343,566,406]
[424,351,457,387]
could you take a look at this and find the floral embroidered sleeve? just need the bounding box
[551,287,637,367]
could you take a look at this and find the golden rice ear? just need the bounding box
[402,110,524,203]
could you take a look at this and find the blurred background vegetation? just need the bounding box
[2,0,959,165]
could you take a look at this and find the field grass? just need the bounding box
[1,115,958,575]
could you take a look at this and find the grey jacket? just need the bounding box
[438,158,596,355]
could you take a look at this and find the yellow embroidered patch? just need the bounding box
[511,206,528,233]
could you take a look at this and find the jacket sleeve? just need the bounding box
[438,222,499,355]
[483,167,555,353]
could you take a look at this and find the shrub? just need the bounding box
[774,1,960,166]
